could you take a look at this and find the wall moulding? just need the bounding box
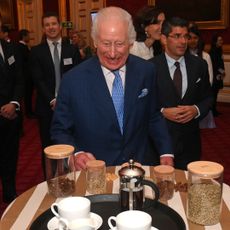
[153,0,229,30]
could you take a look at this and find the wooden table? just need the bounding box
[1,166,230,230]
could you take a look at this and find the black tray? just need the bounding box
[30,194,186,230]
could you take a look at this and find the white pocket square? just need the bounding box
[196,78,201,83]
[138,88,148,98]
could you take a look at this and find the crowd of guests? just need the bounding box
[0,5,226,204]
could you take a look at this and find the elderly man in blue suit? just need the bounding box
[51,7,173,170]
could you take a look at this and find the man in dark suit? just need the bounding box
[30,12,81,177]
[18,29,35,118]
[0,17,23,202]
[150,17,213,169]
[51,7,173,170]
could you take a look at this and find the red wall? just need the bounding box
[107,0,230,44]
[106,0,148,16]
[8,0,230,44]
[42,0,59,14]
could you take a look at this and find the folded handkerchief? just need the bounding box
[138,88,148,98]
[196,78,201,83]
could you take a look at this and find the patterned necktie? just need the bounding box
[112,70,124,134]
[173,61,182,97]
[53,42,61,96]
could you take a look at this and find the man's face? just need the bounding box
[162,26,189,60]
[94,19,131,70]
[188,32,199,50]
[42,16,61,41]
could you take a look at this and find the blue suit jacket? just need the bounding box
[51,55,172,165]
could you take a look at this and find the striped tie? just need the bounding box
[112,70,124,134]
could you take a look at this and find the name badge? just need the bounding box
[63,58,73,65]
[8,55,15,65]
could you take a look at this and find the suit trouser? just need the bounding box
[171,129,201,170]
[37,114,53,179]
[0,115,21,199]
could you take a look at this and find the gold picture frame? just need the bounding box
[149,0,229,30]
[0,0,15,29]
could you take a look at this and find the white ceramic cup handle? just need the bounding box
[51,203,60,218]
[58,217,69,230]
[108,216,117,229]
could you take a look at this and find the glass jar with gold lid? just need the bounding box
[44,144,75,197]
[187,161,224,225]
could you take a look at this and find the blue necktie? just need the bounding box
[112,70,124,134]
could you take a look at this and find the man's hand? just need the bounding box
[162,105,198,124]
[0,103,18,120]
[160,156,174,167]
[176,105,198,123]
[50,99,56,111]
[70,152,96,171]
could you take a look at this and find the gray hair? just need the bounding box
[91,7,136,44]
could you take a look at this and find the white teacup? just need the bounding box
[108,210,152,230]
[51,196,90,221]
[59,217,96,230]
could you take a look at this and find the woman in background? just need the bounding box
[187,25,216,129]
[209,34,225,116]
[72,31,93,61]
[130,6,165,60]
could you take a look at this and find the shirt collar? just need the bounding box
[47,38,62,46]
[19,40,27,45]
[165,52,185,68]
[101,65,126,76]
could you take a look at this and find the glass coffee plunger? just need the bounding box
[118,159,159,211]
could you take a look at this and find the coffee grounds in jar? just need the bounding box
[157,180,174,200]
[187,183,222,225]
[47,176,75,197]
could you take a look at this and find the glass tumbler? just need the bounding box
[86,160,106,194]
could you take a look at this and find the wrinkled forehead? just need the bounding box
[97,19,128,38]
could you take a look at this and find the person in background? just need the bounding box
[0,25,11,42]
[0,16,23,203]
[71,31,93,61]
[130,6,165,59]
[209,34,225,116]
[30,12,81,178]
[187,25,215,129]
[18,29,36,118]
[150,17,213,170]
[51,6,173,170]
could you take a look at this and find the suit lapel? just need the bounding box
[42,42,55,75]
[88,57,119,130]
[123,56,145,130]
[183,55,196,100]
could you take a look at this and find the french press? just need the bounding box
[118,159,159,211]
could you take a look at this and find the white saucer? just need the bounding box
[47,212,103,230]
[109,227,158,230]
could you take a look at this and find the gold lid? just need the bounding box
[154,165,175,175]
[44,144,74,159]
[187,161,224,178]
[86,160,105,169]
